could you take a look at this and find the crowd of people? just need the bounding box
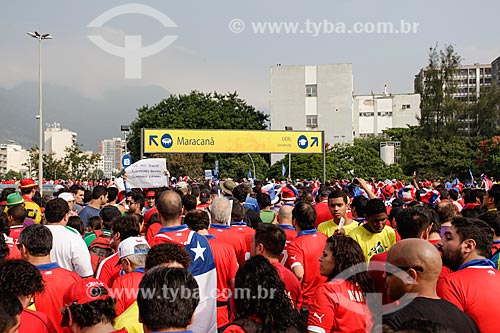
[0,173,500,333]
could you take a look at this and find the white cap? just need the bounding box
[58,192,74,202]
[118,237,150,260]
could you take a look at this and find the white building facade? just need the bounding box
[0,143,30,175]
[97,138,124,178]
[44,123,77,160]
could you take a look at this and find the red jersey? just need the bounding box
[145,223,162,244]
[9,225,23,244]
[19,309,57,333]
[35,262,81,333]
[96,252,121,286]
[278,224,297,265]
[209,224,249,264]
[207,235,239,328]
[285,229,327,307]
[230,222,255,263]
[4,236,21,259]
[272,261,302,309]
[315,200,333,228]
[142,207,158,234]
[308,279,372,333]
[437,264,500,333]
[112,268,145,316]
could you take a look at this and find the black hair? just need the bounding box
[45,198,69,223]
[184,210,210,232]
[107,187,118,203]
[87,216,103,232]
[61,298,116,329]
[130,192,145,210]
[448,189,459,201]
[6,205,26,225]
[182,194,197,212]
[70,184,85,194]
[364,199,386,217]
[464,188,484,204]
[138,267,199,331]
[478,211,500,237]
[488,184,500,206]
[67,216,84,235]
[0,236,9,261]
[232,185,248,202]
[111,215,140,241]
[0,289,23,333]
[231,199,245,222]
[325,235,375,295]
[0,213,9,236]
[328,190,348,204]
[0,259,44,297]
[145,243,191,270]
[99,206,121,229]
[396,206,432,239]
[292,202,316,231]
[233,255,305,333]
[351,196,369,218]
[19,224,52,256]
[257,193,272,209]
[254,224,286,259]
[83,190,92,203]
[452,217,493,258]
[91,186,108,200]
[190,185,200,198]
[0,188,16,203]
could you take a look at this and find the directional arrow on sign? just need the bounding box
[311,137,319,147]
[149,135,159,146]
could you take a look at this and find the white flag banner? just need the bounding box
[125,158,167,189]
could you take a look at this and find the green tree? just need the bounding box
[418,44,462,139]
[63,143,101,179]
[128,91,270,178]
[2,169,22,180]
[28,147,68,180]
[466,87,500,137]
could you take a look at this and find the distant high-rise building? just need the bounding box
[97,138,124,178]
[44,123,77,160]
[492,56,500,87]
[0,143,30,175]
[414,63,492,103]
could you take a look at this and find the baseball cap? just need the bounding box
[145,190,156,198]
[117,237,150,261]
[200,189,210,203]
[176,181,188,190]
[58,192,74,202]
[63,279,110,306]
[210,185,222,196]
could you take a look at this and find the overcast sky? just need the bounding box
[1,0,499,150]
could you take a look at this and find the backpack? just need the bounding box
[223,317,302,333]
[89,230,113,275]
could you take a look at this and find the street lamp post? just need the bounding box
[247,153,256,180]
[28,31,52,194]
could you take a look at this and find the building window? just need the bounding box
[306,84,317,97]
[402,104,411,109]
[306,115,318,128]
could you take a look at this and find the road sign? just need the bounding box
[205,169,213,180]
[143,129,324,154]
[121,154,132,168]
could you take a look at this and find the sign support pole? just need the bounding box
[322,131,326,184]
[140,128,144,160]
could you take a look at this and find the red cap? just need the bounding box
[19,178,38,190]
[281,187,296,201]
[146,190,155,198]
[63,279,110,306]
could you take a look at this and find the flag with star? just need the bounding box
[150,225,217,332]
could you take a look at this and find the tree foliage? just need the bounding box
[1,170,22,180]
[128,91,270,178]
[28,147,67,180]
[63,143,101,180]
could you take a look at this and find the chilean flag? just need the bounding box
[482,174,493,191]
[421,189,440,207]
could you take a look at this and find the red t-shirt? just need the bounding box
[19,309,57,333]
[145,223,162,244]
[209,224,249,264]
[285,229,327,307]
[230,223,255,263]
[278,224,297,265]
[112,269,145,316]
[35,263,81,332]
[96,252,121,286]
[272,261,302,309]
[437,265,500,333]
[5,239,21,259]
[207,235,239,328]
[9,225,23,244]
[315,200,333,228]
[308,279,373,333]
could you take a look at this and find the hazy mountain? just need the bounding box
[0,82,170,151]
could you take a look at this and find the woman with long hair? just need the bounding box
[307,235,375,333]
[224,255,306,333]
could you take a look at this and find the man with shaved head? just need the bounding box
[382,238,479,333]
[149,190,217,333]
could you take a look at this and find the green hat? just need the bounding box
[6,192,25,206]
